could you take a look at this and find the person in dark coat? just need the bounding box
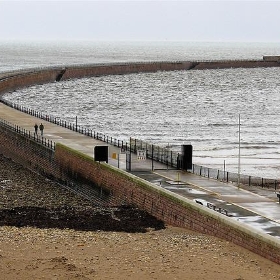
[39,123,44,136]
[34,123,38,135]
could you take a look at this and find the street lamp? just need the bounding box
[238,114,241,188]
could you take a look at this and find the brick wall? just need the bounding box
[2,63,280,264]
[0,62,195,97]
[1,121,280,265]
[54,143,280,265]
[0,69,64,96]
[193,60,280,70]
[61,62,195,80]
[1,61,279,98]
[0,125,57,178]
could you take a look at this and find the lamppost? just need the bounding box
[223,160,226,182]
[238,114,241,188]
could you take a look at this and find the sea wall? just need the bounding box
[61,61,196,80]
[1,127,280,265]
[55,144,280,264]
[1,60,279,97]
[0,124,57,178]
[193,60,280,70]
[263,56,280,62]
[0,68,63,96]
[61,60,280,80]
[0,62,195,96]
[2,61,280,264]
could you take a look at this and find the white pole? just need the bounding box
[224,160,226,182]
[238,114,241,188]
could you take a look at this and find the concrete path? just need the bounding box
[1,102,280,239]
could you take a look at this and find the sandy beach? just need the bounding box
[1,154,280,280]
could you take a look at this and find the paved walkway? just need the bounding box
[1,103,280,239]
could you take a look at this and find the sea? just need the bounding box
[1,40,280,179]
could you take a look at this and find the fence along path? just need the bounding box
[2,102,280,227]
[1,95,279,190]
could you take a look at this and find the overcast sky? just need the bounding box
[0,0,280,42]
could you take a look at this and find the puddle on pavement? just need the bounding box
[166,180,187,185]
[233,215,280,237]
[164,185,206,194]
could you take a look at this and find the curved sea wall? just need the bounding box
[1,126,280,265]
[0,61,195,95]
[193,59,280,70]
[1,60,280,264]
[61,61,195,80]
[1,59,280,96]
[0,68,63,95]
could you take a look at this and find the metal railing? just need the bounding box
[130,138,179,168]
[129,138,279,189]
[1,98,279,190]
[0,118,55,151]
[192,164,279,190]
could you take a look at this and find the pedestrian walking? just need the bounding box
[34,123,38,135]
[39,123,44,136]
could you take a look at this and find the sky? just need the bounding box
[0,0,280,42]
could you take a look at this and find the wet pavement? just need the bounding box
[1,102,280,239]
[130,169,280,238]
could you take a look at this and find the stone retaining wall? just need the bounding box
[0,125,57,179]
[2,62,280,265]
[0,62,195,96]
[54,143,280,265]
[2,132,280,264]
[193,60,280,70]
[0,69,63,95]
[61,61,195,80]
[1,60,279,97]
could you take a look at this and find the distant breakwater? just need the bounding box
[0,58,280,95]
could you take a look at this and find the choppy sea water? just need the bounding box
[1,40,280,72]
[2,40,280,179]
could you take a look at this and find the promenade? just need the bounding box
[1,102,280,239]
